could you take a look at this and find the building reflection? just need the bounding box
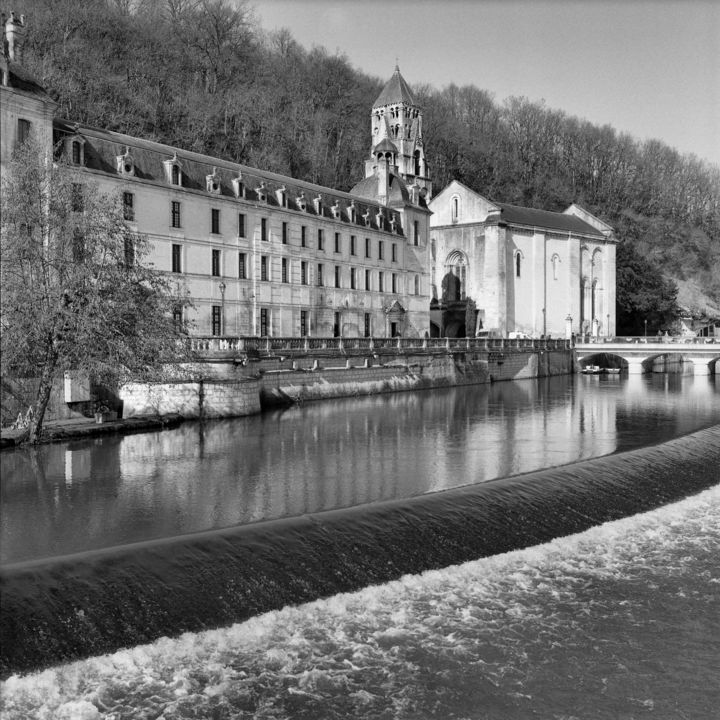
[2,374,718,564]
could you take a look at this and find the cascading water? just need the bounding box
[2,426,719,679]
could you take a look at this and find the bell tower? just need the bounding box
[364,65,432,202]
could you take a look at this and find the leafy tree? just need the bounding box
[0,140,192,442]
[615,241,680,335]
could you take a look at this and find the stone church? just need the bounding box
[1,13,615,340]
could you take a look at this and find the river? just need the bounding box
[1,372,719,718]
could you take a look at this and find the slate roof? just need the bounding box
[491,203,605,238]
[373,65,415,108]
[350,173,410,207]
[53,120,407,235]
[2,60,53,101]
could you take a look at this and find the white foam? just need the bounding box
[3,484,719,719]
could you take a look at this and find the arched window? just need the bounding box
[171,164,180,186]
[515,252,522,278]
[551,253,560,280]
[442,250,467,302]
[451,195,460,222]
[414,150,421,176]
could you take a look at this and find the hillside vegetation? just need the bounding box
[11,0,720,333]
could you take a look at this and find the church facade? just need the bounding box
[1,14,615,341]
[429,182,616,338]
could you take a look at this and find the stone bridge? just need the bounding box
[576,337,720,375]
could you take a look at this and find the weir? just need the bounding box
[2,425,719,678]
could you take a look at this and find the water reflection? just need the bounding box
[2,374,718,564]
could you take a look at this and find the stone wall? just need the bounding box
[120,379,260,419]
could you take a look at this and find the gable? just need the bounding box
[429,180,499,226]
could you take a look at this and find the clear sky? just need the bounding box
[254,0,720,167]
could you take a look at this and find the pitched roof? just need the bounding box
[2,60,54,101]
[491,203,604,237]
[373,65,415,108]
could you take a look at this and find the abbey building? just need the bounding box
[1,14,615,340]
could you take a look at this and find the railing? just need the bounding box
[187,335,573,356]
[577,336,718,345]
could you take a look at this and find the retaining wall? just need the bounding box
[120,378,261,419]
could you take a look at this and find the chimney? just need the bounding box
[377,155,390,206]
[5,12,26,63]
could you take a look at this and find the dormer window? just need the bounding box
[64,136,86,166]
[256,182,267,202]
[163,154,183,186]
[232,173,244,199]
[276,186,287,207]
[376,210,385,229]
[389,215,397,233]
[331,201,341,219]
[116,147,135,176]
[363,210,371,228]
[347,201,356,223]
[297,192,307,212]
[206,167,221,194]
[313,195,322,215]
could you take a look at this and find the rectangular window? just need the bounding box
[300,226,307,247]
[350,267,356,289]
[172,244,182,273]
[173,307,184,331]
[334,312,341,338]
[317,263,324,287]
[261,255,268,281]
[72,141,81,165]
[171,201,181,228]
[317,228,324,251]
[300,310,308,337]
[378,272,384,293]
[72,183,83,212]
[212,305,222,336]
[124,236,135,267]
[392,272,398,293]
[261,217,268,241]
[282,257,288,283]
[335,265,341,288]
[17,118,31,147]
[238,252,247,279]
[365,268,371,291]
[334,232,341,253]
[260,308,269,336]
[413,220,419,246]
[123,192,135,221]
[211,208,220,234]
[350,235,356,256]
[392,243,397,262]
[212,249,221,277]
[238,213,246,238]
[365,237,371,258]
[378,241,384,260]
[301,260,308,285]
[282,222,289,244]
[364,313,371,338]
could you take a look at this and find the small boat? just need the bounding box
[581,365,602,374]
[606,368,621,374]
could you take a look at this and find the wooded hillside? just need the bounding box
[11,0,720,333]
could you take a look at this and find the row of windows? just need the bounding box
[209,307,377,338]
[172,245,422,294]
[123,195,417,253]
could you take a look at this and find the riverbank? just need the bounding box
[0,414,186,449]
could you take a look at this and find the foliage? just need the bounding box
[615,241,680,335]
[6,0,720,325]
[0,139,192,441]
